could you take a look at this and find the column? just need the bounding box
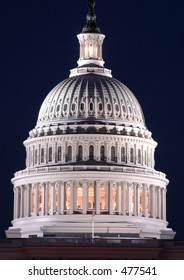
[24,185,27,217]
[109,182,113,215]
[82,181,87,214]
[137,184,140,216]
[151,185,156,218]
[69,181,74,214]
[121,182,126,215]
[127,183,132,216]
[117,182,122,215]
[41,184,45,216]
[157,187,161,219]
[13,188,17,219]
[50,182,54,215]
[20,186,24,218]
[143,184,148,217]
[45,182,49,215]
[133,183,137,216]
[25,184,30,217]
[95,181,100,214]
[59,181,65,215]
[161,188,167,220]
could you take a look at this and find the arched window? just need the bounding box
[121,147,126,162]
[138,149,141,164]
[49,147,52,162]
[78,145,83,161]
[35,149,38,164]
[41,148,44,163]
[58,146,62,162]
[130,148,134,163]
[67,146,72,161]
[111,146,116,162]
[89,145,94,160]
[100,146,105,161]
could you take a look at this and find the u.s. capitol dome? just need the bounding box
[6,0,175,239]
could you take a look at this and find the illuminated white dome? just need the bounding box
[37,74,145,129]
[6,0,175,240]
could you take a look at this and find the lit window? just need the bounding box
[112,187,117,211]
[76,187,83,209]
[88,186,94,210]
[100,186,107,210]
[65,186,70,210]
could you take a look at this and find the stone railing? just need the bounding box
[14,165,166,179]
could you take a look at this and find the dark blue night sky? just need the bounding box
[0,0,184,239]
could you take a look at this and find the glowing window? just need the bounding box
[88,186,94,209]
[76,187,83,209]
[65,187,70,210]
[100,186,107,210]
[112,187,118,211]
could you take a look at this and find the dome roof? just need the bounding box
[36,73,145,129]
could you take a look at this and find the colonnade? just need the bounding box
[13,180,166,221]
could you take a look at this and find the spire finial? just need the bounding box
[82,0,100,33]
[88,0,96,13]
